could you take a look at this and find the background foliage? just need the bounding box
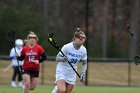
[0,0,140,58]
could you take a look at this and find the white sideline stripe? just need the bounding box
[3,64,12,72]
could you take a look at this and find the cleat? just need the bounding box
[11,81,17,87]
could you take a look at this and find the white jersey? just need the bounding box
[56,42,87,84]
[9,47,23,66]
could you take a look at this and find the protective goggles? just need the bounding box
[75,34,87,40]
[28,36,36,39]
[28,34,37,39]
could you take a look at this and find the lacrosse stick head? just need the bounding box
[48,33,54,42]
[8,30,16,47]
[134,55,140,65]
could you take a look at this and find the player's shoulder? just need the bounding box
[36,44,43,48]
[80,45,87,51]
[63,42,73,47]
[35,44,45,51]
[22,45,28,49]
[10,47,15,52]
[11,47,15,51]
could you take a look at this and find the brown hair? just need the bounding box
[73,27,86,41]
[74,27,85,37]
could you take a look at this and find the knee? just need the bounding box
[58,88,66,93]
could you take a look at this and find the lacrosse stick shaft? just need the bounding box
[9,31,22,75]
[127,24,140,50]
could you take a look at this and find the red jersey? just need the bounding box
[21,44,45,71]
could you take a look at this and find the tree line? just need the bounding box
[0,0,139,58]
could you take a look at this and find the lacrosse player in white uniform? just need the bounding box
[52,28,87,93]
[9,39,24,87]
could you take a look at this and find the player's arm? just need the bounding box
[39,53,47,63]
[16,47,25,61]
[81,48,87,76]
[80,59,87,83]
[56,45,68,62]
[56,53,68,62]
[81,60,87,74]
[9,48,16,60]
[17,55,25,61]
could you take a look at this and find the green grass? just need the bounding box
[0,85,140,93]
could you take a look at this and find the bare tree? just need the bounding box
[129,0,139,57]
[43,0,48,34]
[102,0,109,58]
[114,0,124,56]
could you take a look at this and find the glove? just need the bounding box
[56,55,68,62]
[80,72,85,83]
[61,56,68,62]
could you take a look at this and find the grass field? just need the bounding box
[1,60,140,93]
[0,85,140,93]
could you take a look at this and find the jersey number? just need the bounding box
[29,56,35,62]
[70,58,78,64]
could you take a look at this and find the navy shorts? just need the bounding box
[22,70,39,77]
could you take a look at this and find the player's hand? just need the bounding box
[80,72,85,83]
[32,60,39,64]
[60,56,68,62]
[15,52,19,57]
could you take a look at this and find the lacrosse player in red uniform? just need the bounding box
[16,31,46,93]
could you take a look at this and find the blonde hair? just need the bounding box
[27,31,39,42]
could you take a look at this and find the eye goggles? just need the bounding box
[75,34,87,40]
[28,34,37,39]
[28,36,36,39]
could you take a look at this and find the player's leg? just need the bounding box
[57,79,67,93]
[29,77,38,90]
[11,66,17,87]
[18,66,23,87]
[65,84,74,93]
[29,70,39,90]
[22,74,31,93]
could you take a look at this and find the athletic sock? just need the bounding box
[51,86,58,93]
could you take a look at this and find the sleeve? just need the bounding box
[21,47,26,56]
[17,47,25,61]
[81,47,87,61]
[9,48,16,60]
[38,45,46,63]
[59,45,68,56]
[39,53,47,63]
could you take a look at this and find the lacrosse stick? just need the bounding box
[8,30,22,75]
[48,33,81,79]
[127,24,140,65]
